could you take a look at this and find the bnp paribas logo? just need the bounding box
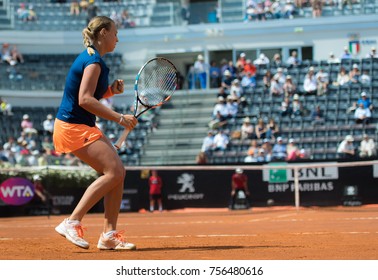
[267,163,288,183]
[263,163,339,183]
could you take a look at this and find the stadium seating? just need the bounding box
[206,58,378,164]
[2,0,377,31]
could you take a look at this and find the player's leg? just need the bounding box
[70,136,124,227]
[157,197,163,212]
[73,136,135,250]
[149,196,155,212]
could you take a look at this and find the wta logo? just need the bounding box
[0,177,35,205]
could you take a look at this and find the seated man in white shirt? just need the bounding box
[354,102,371,125]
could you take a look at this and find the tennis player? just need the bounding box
[53,16,137,250]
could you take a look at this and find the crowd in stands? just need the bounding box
[5,0,374,32]
[198,46,378,164]
[0,93,159,167]
[243,0,362,22]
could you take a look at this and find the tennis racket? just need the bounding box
[114,57,178,150]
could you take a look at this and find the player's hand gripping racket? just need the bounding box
[114,57,178,149]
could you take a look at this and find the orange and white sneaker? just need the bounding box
[97,230,136,250]
[55,218,89,249]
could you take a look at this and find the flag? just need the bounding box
[349,40,360,55]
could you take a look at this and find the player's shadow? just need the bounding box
[128,245,297,252]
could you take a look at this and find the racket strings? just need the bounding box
[138,60,177,106]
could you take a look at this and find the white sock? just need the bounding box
[66,219,80,225]
[104,230,116,237]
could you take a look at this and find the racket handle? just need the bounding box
[114,129,130,150]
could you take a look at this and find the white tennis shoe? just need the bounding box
[55,218,89,249]
[97,230,136,250]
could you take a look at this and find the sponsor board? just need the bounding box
[167,173,205,201]
[0,177,35,206]
[263,163,339,183]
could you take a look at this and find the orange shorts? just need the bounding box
[53,119,103,154]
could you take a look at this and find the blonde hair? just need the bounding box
[82,16,114,48]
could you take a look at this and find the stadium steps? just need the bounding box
[140,90,216,165]
[0,6,11,30]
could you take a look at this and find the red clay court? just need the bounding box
[0,205,377,260]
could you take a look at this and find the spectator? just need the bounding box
[263,70,273,91]
[226,95,238,121]
[70,0,80,16]
[43,114,55,136]
[337,135,356,159]
[181,3,190,24]
[236,52,247,69]
[272,136,287,160]
[354,102,371,125]
[79,0,89,11]
[245,1,258,22]
[86,0,99,24]
[283,0,296,19]
[224,60,237,78]
[241,71,256,91]
[316,67,329,96]
[221,70,233,92]
[1,43,12,64]
[327,52,340,64]
[340,46,352,60]
[209,60,221,88]
[16,3,29,22]
[7,60,23,81]
[253,53,270,65]
[266,118,280,140]
[311,104,325,125]
[120,9,135,28]
[312,0,323,18]
[274,67,286,86]
[209,110,228,130]
[21,114,35,133]
[283,75,297,97]
[213,130,229,151]
[280,97,293,117]
[243,59,257,77]
[292,94,303,117]
[0,98,13,116]
[255,118,267,139]
[359,70,371,85]
[271,53,283,68]
[334,66,350,86]
[359,134,377,158]
[212,96,228,119]
[286,138,300,161]
[240,117,254,140]
[365,46,378,59]
[349,64,361,84]
[347,101,357,114]
[27,5,38,22]
[41,136,55,155]
[261,138,273,162]
[357,91,374,111]
[286,50,301,67]
[10,45,24,64]
[270,74,284,96]
[110,10,122,28]
[229,79,243,100]
[201,130,215,156]
[303,66,317,95]
[196,151,209,164]
[244,141,259,163]
[193,55,210,90]
[271,0,283,19]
